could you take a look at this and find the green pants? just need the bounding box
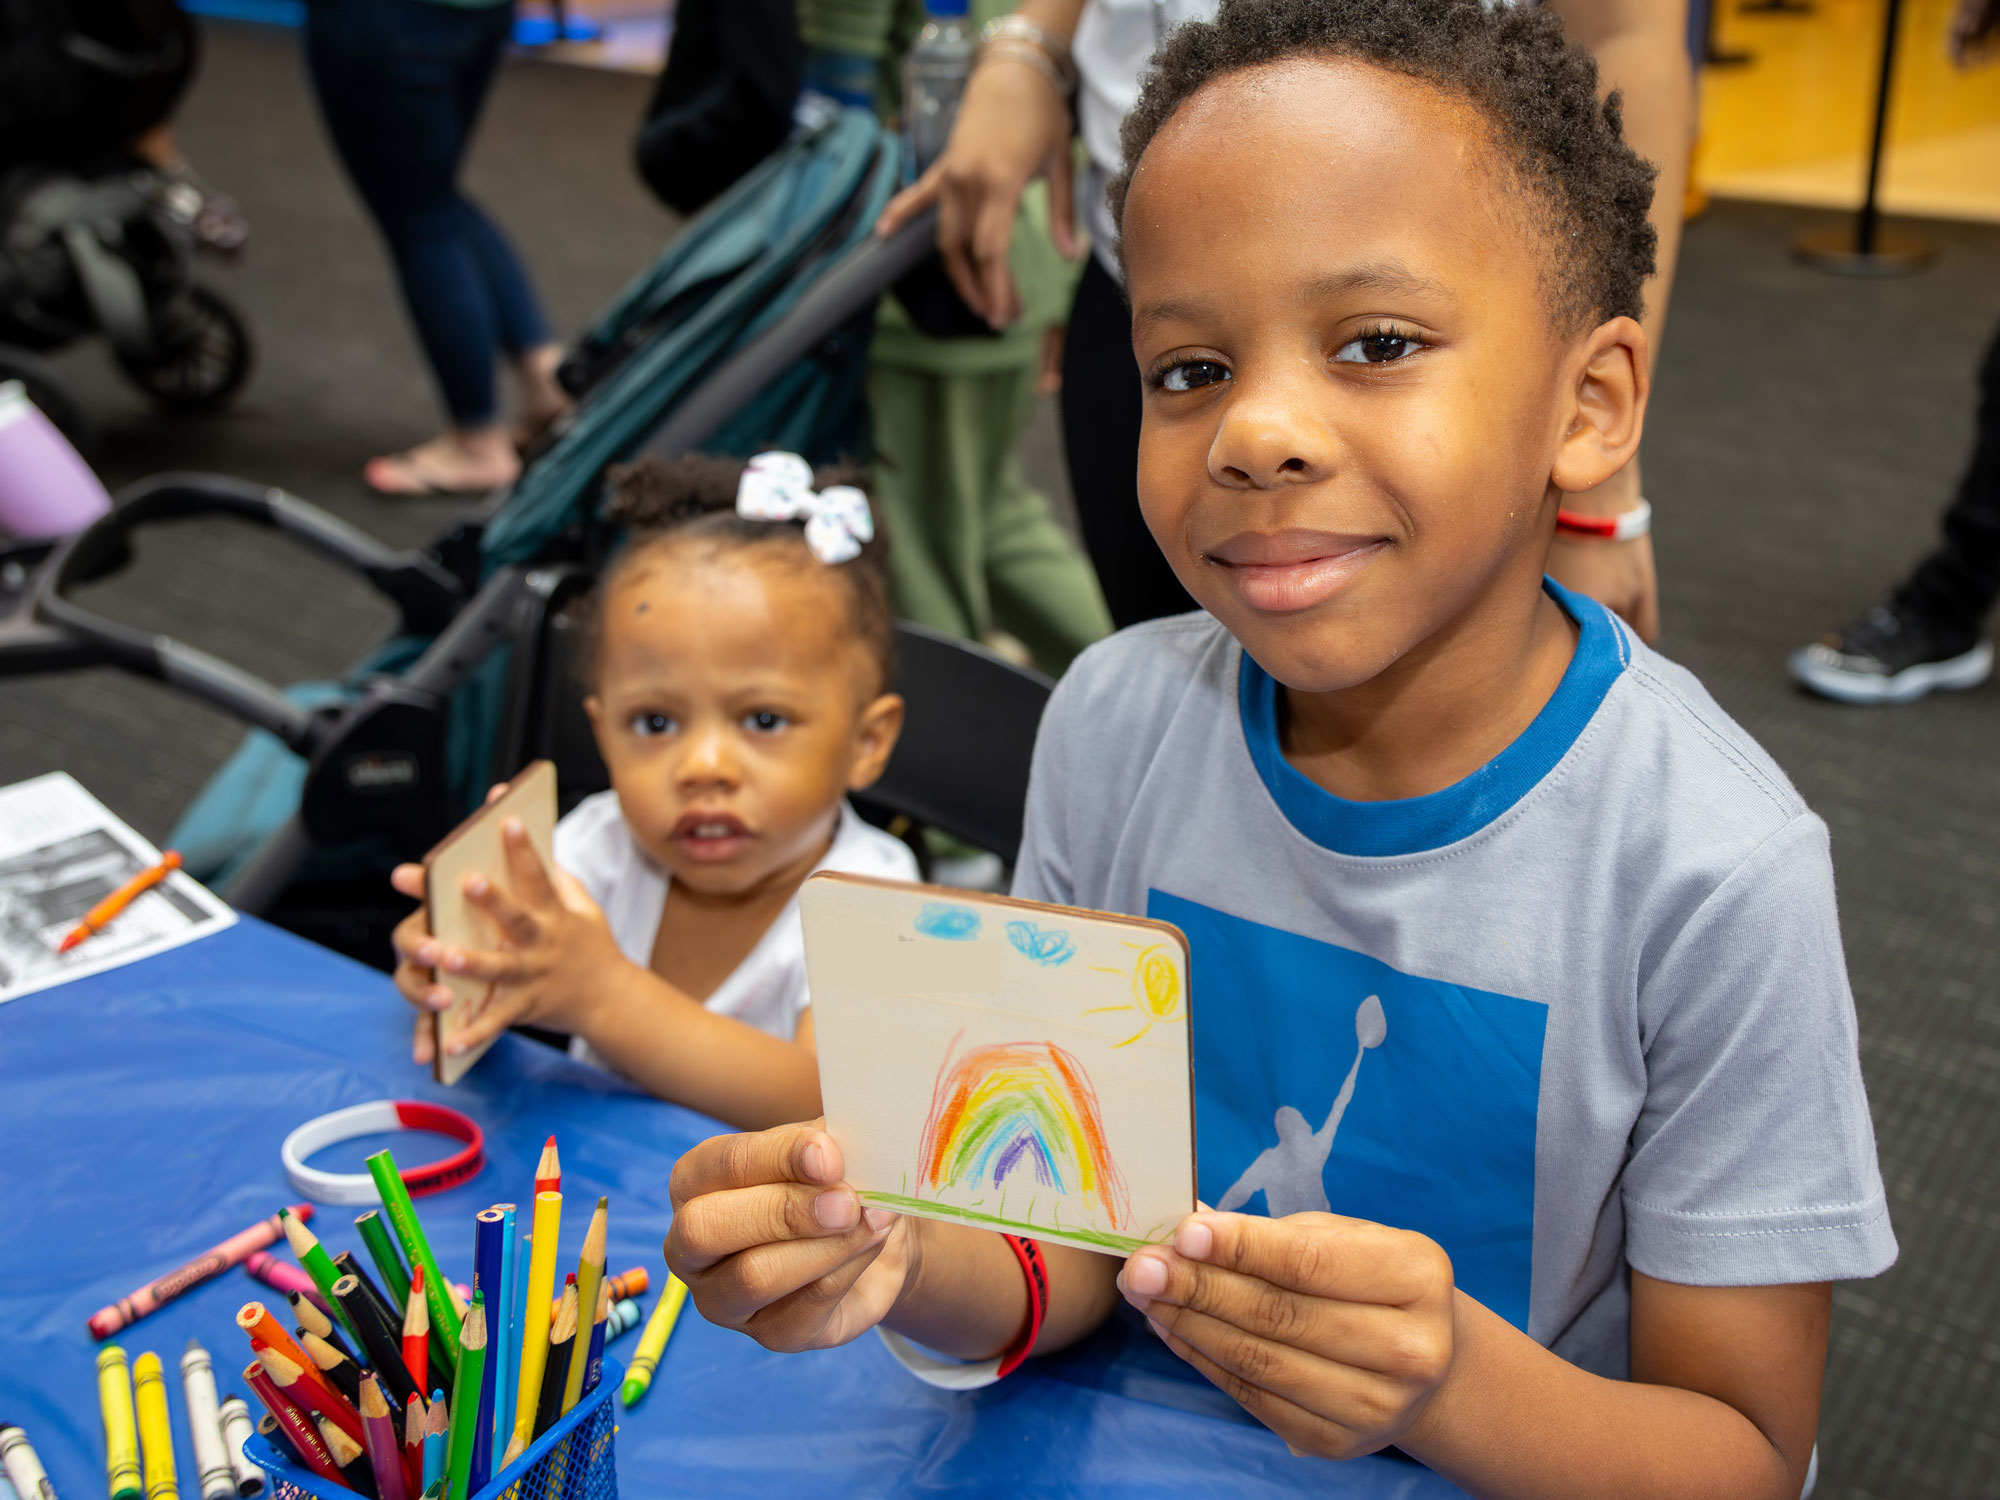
[869,361,1112,676]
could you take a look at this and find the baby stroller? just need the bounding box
[3,108,1052,967]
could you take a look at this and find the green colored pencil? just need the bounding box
[443,1297,487,1500]
[366,1149,463,1365]
[278,1207,364,1345]
[355,1209,412,1310]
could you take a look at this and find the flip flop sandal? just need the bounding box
[363,452,511,497]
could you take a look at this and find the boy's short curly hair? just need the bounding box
[583,453,896,695]
[1108,0,1658,330]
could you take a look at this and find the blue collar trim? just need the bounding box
[1238,578,1628,857]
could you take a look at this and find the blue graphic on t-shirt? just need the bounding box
[1150,889,1547,1331]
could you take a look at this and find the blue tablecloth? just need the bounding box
[0,918,1467,1498]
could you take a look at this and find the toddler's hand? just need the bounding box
[1117,1212,1456,1460]
[665,1120,911,1353]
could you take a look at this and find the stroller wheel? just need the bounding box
[115,284,254,411]
[0,345,96,455]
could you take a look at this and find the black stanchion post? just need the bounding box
[1794,0,1934,275]
[1705,0,1755,68]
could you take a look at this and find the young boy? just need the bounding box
[661,3,1895,1493]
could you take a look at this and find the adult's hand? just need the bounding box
[1548,532,1660,644]
[876,49,1077,328]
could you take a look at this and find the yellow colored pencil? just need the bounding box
[559,1199,606,1416]
[509,1191,562,1448]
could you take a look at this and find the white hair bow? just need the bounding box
[735,451,874,565]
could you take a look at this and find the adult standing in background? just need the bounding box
[880,0,1689,639]
[303,0,571,495]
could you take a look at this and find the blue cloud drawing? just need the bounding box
[915,903,982,941]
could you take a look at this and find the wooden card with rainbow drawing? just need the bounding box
[800,873,1195,1257]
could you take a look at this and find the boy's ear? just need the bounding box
[582,695,610,759]
[846,693,906,793]
[1551,315,1648,496]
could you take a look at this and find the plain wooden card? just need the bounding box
[801,872,1195,1256]
[424,759,557,1086]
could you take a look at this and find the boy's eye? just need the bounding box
[1334,330,1426,365]
[1157,358,1230,393]
[629,712,675,737]
[743,710,788,733]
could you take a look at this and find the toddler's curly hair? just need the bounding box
[1108,0,1658,330]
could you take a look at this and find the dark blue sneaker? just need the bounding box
[1790,596,1993,704]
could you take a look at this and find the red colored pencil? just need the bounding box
[534,1136,560,1196]
[401,1393,424,1499]
[401,1270,430,1398]
[243,1360,344,1486]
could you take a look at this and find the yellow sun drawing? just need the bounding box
[1085,940,1184,1047]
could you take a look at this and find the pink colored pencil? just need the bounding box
[87,1205,316,1338]
[246,1250,329,1309]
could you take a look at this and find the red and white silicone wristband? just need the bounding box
[875,1233,1050,1390]
[1555,497,1651,541]
[280,1100,485,1205]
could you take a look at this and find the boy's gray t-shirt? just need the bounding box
[1013,586,1895,1378]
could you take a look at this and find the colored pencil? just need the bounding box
[400,1273,430,1400]
[352,1215,410,1315]
[603,1300,642,1343]
[365,1152,461,1367]
[356,1377,407,1500]
[560,1200,606,1415]
[313,1417,375,1500]
[241,1366,339,1487]
[231,1306,325,1410]
[534,1138,560,1197]
[445,1299,488,1499]
[330,1278,420,1414]
[602,1269,647,1304]
[290,1296,353,1365]
[532,1285,576,1441]
[0,1425,55,1500]
[336,1256,450,1394]
[298,1333,362,1409]
[88,1208,313,1339]
[97,1345,142,1500]
[579,1281,609,1399]
[253,1409,297,1466]
[419,1397,446,1494]
[277,1210,362,1346]
[492,1205,517,1462]
[213,1397,261,1498]
[179,1342,234,1500]
[132,1352,178,1500]
[471,1212,506,1479]
[508,1191,561,1450]
[618,1274,686,1408]
[251,1346,363,1448]
[58,850,181,951]
[246,1255,325,1313]
[399,1396,423,1500]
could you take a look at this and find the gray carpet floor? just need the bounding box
[1,21,1995,1499]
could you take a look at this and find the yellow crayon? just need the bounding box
[617,1274,687,1408]
[97,1347,142,1500]
[132,1352,179,1500]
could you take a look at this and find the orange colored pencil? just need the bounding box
[58,851,182,952]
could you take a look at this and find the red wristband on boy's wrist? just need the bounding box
[995,1234,1049,1378]
[1555,497,1652,541]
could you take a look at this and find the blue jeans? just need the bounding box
[304,0,549,426]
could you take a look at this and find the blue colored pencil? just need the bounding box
[495,1204,518,1458]
[472,1212,506,1490]
[580,1284,608,1398]
[420,1389,446,1493]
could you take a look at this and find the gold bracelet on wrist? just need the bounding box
[979,14,1078,94]
[974,37,1074,101]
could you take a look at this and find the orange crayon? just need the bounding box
[58,851,183,952]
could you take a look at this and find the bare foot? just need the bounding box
[513,343,573,450]
[364,425,520,496]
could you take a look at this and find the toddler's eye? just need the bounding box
[1158,359,1230,393]
[743,710,788,733]
[629,712,675,737]
[1334,331,1425,364]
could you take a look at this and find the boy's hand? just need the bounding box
[665,1120,911,1353]
[387,818,623,1063]
[1117,1211,1456,1460]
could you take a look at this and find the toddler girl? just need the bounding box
[389,452,916,1129]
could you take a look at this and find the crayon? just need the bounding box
[509,1192,561,1448]
[250,1346,362,1449]
[365,1153,460,1367]
[444,1299,488,1500]
[532,1286,576,1441]
[471,1212,506,1477]
[356,1377,407,1500]
[330,1278,419,1414]
[603,1300,641,1343]
[419,1398,445,1495]
[2,1424,56,1500]
[178,1343,233,1500]
[534,1138,560,1198]
[297,1333,362,1409]
[58,850,181,952]
[399,1396,423,1500]
[97,1346,142,1500]
[213,1398,261,1498]
[277,1210,361,1346]
[241,1367,339,1488]
[244,1255,322,1313]
[561,1199,606,1416]
[88,1209,313,1339]
[491,1205,517,1462]
[132,1353,178,1500]
[312,1418,375,1500]
[400,1273,430,1400]
[603,1269,648,1304]
[580,1282,609,1399]
[290,1297,353,1366]
[618,1274,686,1408]
[352,1215,410,1316]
